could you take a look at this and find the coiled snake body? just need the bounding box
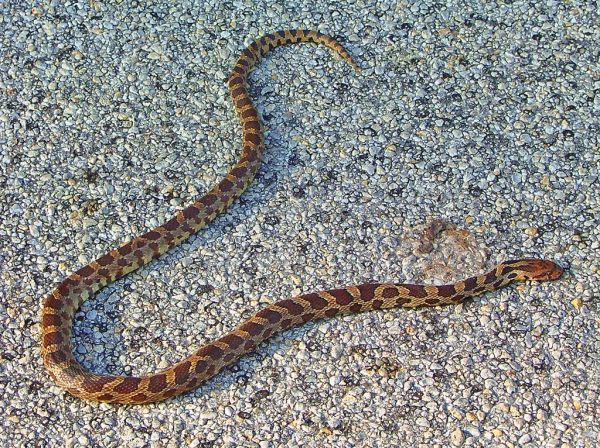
[41,30,563,404]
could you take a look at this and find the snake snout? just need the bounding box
[529,260,564,281]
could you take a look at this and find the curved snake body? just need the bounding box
[41,30,563,404]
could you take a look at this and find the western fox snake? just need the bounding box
[41,30,563,404]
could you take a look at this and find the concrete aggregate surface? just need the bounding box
[0,1,598,447]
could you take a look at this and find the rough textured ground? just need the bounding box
[1,1,598,447]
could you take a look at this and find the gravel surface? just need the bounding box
[1,1,598,447]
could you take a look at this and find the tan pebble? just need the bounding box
[573,398,581,411]
[319,427,333,436]
[541,175,550,187]
[571,297,583,310]
[7,414,19,423]
[450,428,464,445]
[449,407,463,419]
[466,411,477,422]
[524,227,538,237]
[290,274,302,286]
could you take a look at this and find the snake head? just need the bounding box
[504,259,564,282]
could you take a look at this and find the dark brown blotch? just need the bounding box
[330,288,354,306]
[396,296,411,306]
[47,350,67,365]
[452,295,465,303]
[300,312,315,323]
[277,299,304,315]
[241,48,254,61]
[404,284,427,298]
[241,108,256,119]
[244,120,260,131]
[463,276,478,291]
[237,96,251,108]
[163,218,180,231]
[183,206,200,219]
[82,376,115,394]
[256,308,282,324]
[349,303,362,313]
[484,271,497,285]
[195,360,207,374]
[97,253,114,266]
[162,388,178,398]
[174,361,191,385]
[76,265,94,278]
[44,295,63,311]
[118,242,133,256]
[200,344,225,360]
[302,293,328,310]
[221,334,244,350]
[357,283,377,301]
[280,318,293,329]
[245,134,260,147]
[425,298,440,306]
[43,331,63,346]
[200,195,217,206]
[56,281,71,296]
[114,377,142,394]
[231,86,245,98]
[147,374,167,393]
[219,178,234,192]
[42,313,62,327]
[239,321,264,337]
[324,308,339,317]
[381,286,398,299]
[436,285,456,297]
[231,166,248,178]
[131,393,148,403]
[372,299,383,309]
[97,393,114,401]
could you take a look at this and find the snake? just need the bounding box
[40,29,563,404]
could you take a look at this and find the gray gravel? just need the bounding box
[1,1,599,447]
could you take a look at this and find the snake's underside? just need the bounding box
[41,30,563,404]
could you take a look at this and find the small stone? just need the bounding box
[450,428,464,445]
[524,227,538,237]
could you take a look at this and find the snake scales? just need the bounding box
[41,30,563,404]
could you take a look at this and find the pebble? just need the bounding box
[1,1,597,447]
